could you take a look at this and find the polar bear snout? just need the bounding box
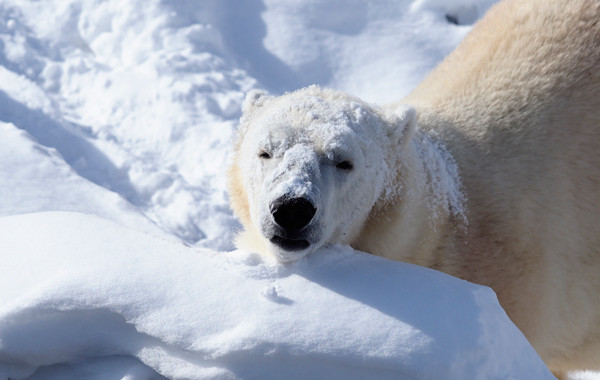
[271,196,317,234]
[266,196,318,253]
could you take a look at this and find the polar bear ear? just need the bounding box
[237,90,275,142]
[388,104,417,146]
[242,89,273,117]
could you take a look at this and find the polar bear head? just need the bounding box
[228,86,416,262]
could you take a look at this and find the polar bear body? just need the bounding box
[228,0,600,373]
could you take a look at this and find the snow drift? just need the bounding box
[0,212,553,379]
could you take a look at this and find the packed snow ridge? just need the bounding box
[0,213,553,379]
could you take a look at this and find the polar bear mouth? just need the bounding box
[270,235,310,251]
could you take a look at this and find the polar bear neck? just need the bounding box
[355,125,467,266]
[409,128,467,225]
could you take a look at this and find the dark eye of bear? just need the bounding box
[259,151,271,159]
[336,160,353,170]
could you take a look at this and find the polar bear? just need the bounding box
[227,0,600,374]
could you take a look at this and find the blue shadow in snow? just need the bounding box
[0,89,141,205]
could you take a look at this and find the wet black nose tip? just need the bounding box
[272,197,316,232]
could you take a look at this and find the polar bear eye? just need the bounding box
[336,160,353,171]
[258,151,271,159]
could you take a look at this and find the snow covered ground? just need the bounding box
[0,0,596,378]
[0,212,553,379]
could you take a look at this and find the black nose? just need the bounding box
[272,197,316,232]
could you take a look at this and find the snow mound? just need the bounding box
[0,212,553,379]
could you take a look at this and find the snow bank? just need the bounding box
[0,212,553,379]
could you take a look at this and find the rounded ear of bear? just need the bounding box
[389,104,417,146]
[242,89,274,116]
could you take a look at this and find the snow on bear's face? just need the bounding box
[233,87,415,262]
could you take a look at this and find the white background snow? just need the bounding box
[0,0,596,379]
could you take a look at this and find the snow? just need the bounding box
[413,128,467,224]
[1,212,553,379]
[0,0,592,378]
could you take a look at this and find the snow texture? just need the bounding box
[413,129,468,224]
[0,0,594,378]
[0,212,553,379]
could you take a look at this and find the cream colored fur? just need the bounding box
[228,0,600,373]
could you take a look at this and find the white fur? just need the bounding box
[232,86,410,261]
[228,0,600,374]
